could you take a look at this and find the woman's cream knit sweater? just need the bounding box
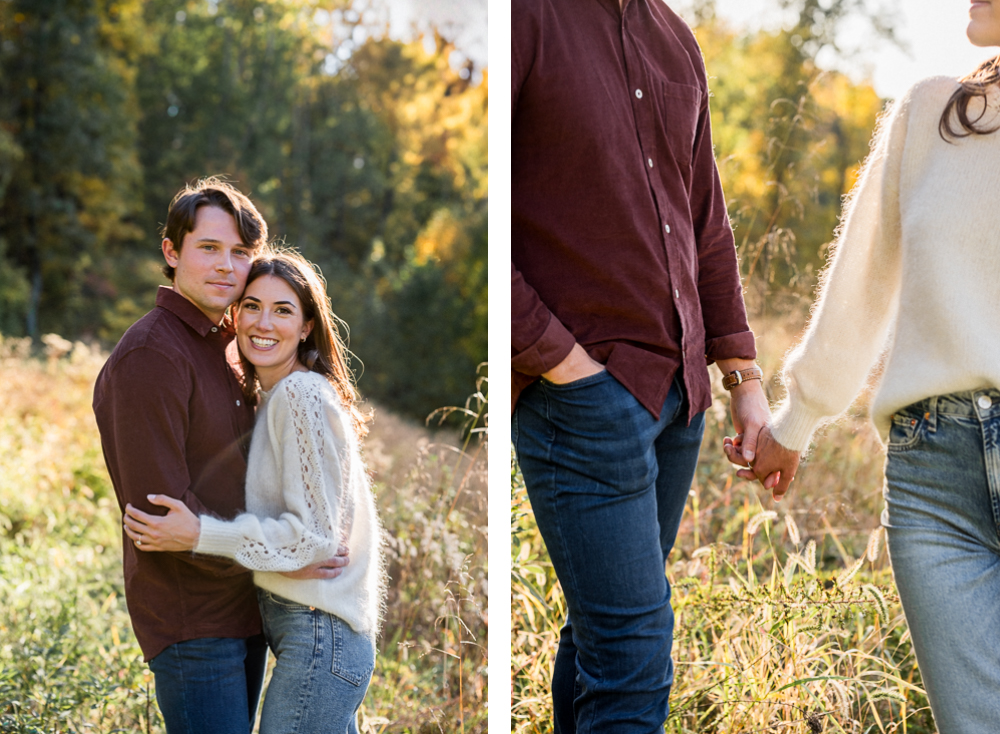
[772,75,1000,452]
[195,370,382,637]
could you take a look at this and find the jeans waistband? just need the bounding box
[901,389,1000,427]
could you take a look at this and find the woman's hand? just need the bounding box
[123,495,200,552]
[278,541,351,580]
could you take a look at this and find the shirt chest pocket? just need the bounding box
[651,79,702,172]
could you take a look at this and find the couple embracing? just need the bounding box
[93,178,383,734]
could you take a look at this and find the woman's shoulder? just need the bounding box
[271,370,346,417]
[873,76,961,146]
[896,75,961,113]
[272,369,333,400]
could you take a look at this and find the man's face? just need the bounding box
[162,205,253,323]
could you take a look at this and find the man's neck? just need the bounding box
[171,284,227,326]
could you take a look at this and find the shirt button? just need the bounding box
[211,326,218,333]
[674,289,680,298]
[635,89,643,99]
[978,395,992,410]
[647,158,654,168]
[236,400,241,406]
[664,224,671,234]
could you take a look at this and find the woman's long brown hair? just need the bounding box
[237,250,368,438]
[940,55,1000,141]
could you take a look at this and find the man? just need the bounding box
[511,1,784,731]
[93,179,344,733]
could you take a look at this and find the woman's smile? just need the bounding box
[248,335,279,350]
[237,274,313,390]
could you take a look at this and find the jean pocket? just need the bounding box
[260,590,314,611]
[887,406,927,452]
[540,368,610,390]
[330,616,375,687]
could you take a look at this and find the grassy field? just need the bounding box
[0,334,487,734]
[511,314,936,734]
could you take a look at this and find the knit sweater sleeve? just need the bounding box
[770,84,914,452]
[194,374,343,572]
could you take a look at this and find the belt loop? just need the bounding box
[925,396,938,433]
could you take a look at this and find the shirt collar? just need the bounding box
[155,285,236,338]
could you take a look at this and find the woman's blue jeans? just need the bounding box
[513,371,705,734]
[256,590,375,734]
[148,633,268,734]
[884,390,1000,733]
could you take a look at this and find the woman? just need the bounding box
[124,250,383,734]
[726,4,1000,732]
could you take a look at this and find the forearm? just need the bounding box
[716,357,758,375]
[197,513,337,572]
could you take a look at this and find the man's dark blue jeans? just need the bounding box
[148,633,268,734]
[513,371,704,734]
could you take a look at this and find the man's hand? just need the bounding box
[541,343,605,385]
[717,359,771,465]
[717,358,796,500]
[123,495,200,551]
[278,542,350,580]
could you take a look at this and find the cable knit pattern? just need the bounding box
[771,75,1000,452]
[195,370,383,637]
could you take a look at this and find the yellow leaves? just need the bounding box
[413,208,467,266]
[692,14,885,278]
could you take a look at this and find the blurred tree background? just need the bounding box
[0,0,486,420]
[685,0,896,318]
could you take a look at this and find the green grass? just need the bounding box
[0,335,487,734]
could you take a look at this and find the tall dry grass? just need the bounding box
[511,318,935,734]
[0,334,487,734]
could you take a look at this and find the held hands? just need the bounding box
[719,363,800,501]
[731,425,801,501]
[123,495,200,551]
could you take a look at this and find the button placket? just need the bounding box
[622,17,689,368]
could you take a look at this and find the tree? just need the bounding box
[688,1,891,305]
[0,0,146,338]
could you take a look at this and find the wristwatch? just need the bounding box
[722,366,763,391]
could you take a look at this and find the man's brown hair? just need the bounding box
[160,177,269,280]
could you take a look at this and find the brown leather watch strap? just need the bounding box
[722,366,763,391]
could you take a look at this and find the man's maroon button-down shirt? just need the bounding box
[94,287,260,661]
[511,0,756,422]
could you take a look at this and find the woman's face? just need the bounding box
[237,274,313,389]
[969,0,1000,47]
